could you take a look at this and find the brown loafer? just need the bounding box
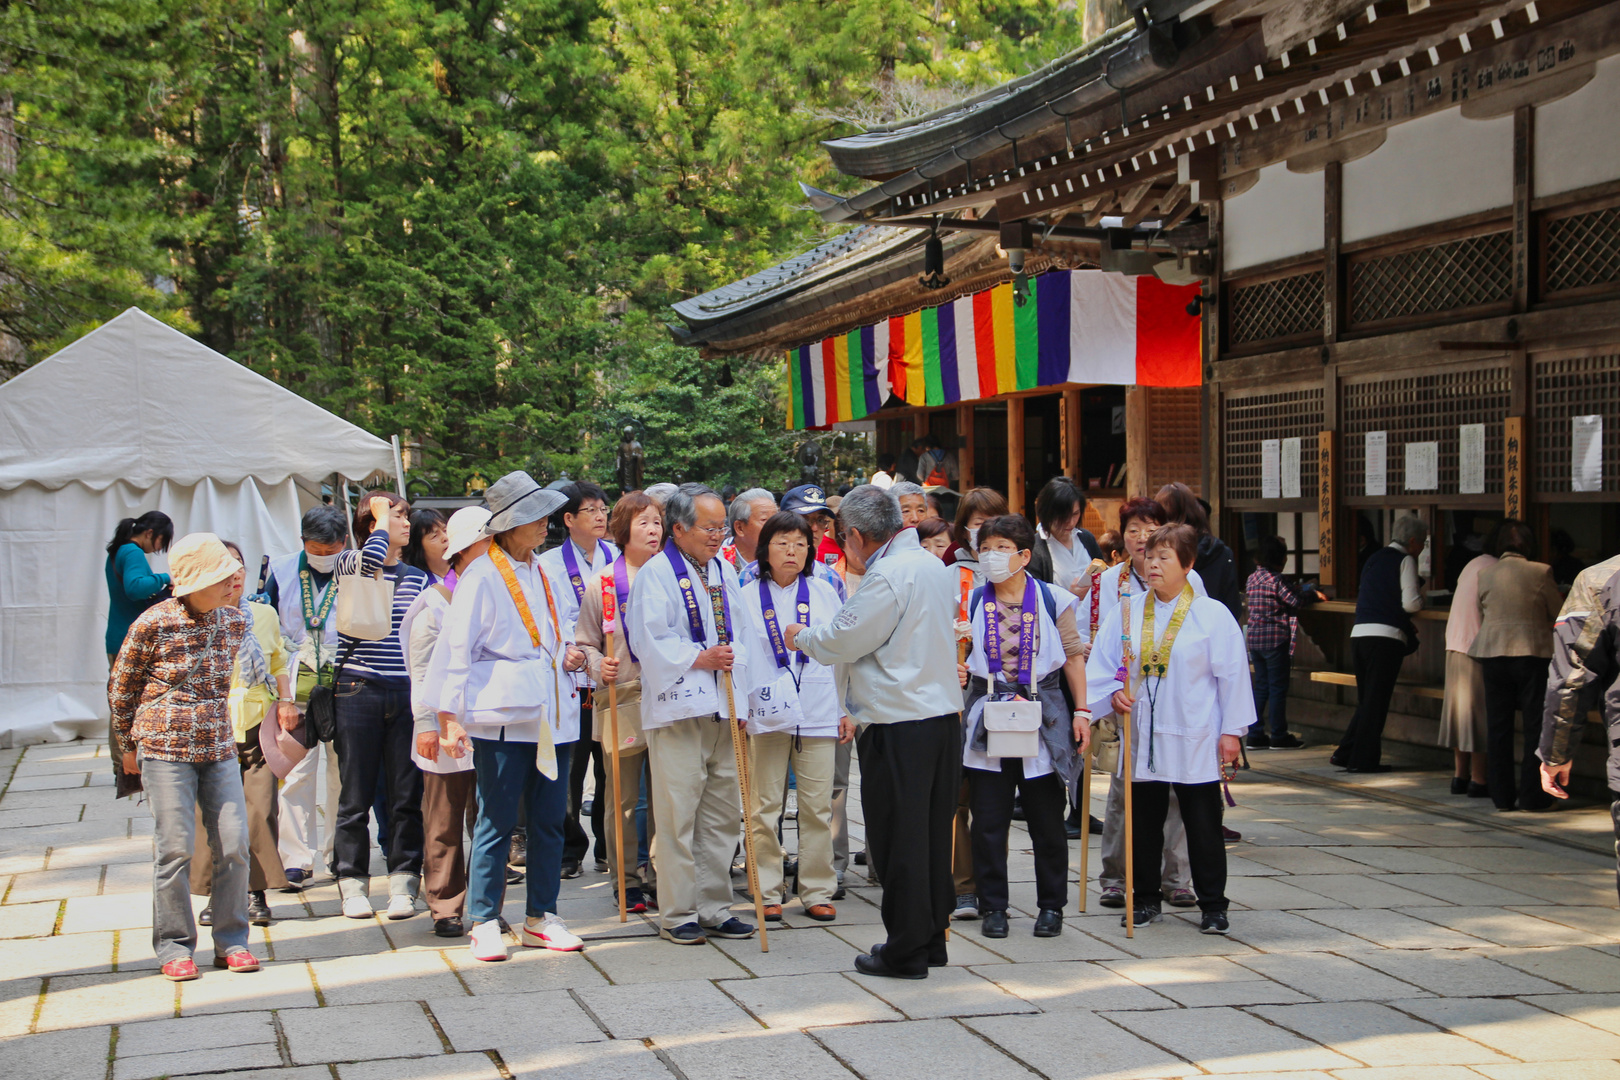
[762,904,783,922]
[804,904,836,921]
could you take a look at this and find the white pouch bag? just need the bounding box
[336,567,393,640]
[983,698,1041,759]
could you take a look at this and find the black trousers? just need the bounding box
[1336,636,1406,770]
[859,714,961,975]
[968,762,1069,915]
[332,678,424,881]
[1480,655,1552,811]
[564,703,607,862]
[1130,779,1227,913]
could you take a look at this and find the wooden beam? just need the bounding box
[1062,387,1083,481]
[1324,159,1343,346]
[1512,103,1533,313]
[958,402,976,490]
[1006,396,1026,514]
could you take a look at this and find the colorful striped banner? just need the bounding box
[788,269,1201,430]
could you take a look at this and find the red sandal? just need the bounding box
[161,958,199,982]
[213,950,261,973]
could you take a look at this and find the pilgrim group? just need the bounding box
[107,469,1259,983]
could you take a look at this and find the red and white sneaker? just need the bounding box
[469,918,509,962]
[520,913,583,952]
[161,957,199,982]
[212,950,261,973]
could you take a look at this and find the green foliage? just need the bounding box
[3,0,1090,490]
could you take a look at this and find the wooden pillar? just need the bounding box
[1061,387,1083,481]
[1125,387,1149,497]
[1006,396,1026,514]
[913,410,930,443]
[1512,104,1534,313]
[958,403,976,490]
[1324,160,1343,345]
[1318,430,1337,597]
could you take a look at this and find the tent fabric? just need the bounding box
[787,270,1202,430]
[0,307,394,491]
[0,307,394,746]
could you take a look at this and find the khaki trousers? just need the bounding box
[421,770,477,920]
[952,778,975,896]
[645,717,739,929]
[748,733,837,907]
[191,725,289,894]
[603,747,656,890]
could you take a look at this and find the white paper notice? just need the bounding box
[1405,441,1438,492]
[1282,437,1302,499]
[1261,439,1281,499]
[1365,431,1387,497]
[1573,415,1604,492]
[1459,423,1486,494]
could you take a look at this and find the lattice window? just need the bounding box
[1533,352,1620,495]
[1146,387,1203,496]
[1223,386,1323,502]
[1227,270,1324,347]
[1545,205,1620,296]
[1339,364,1511,496]
[1348,231,1512,326]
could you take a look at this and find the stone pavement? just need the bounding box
[3,738,1619,1080]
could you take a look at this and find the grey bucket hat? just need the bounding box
[484,471,568,534]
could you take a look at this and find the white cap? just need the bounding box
[444,506,493,560]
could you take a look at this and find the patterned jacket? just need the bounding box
[110,600,250,763]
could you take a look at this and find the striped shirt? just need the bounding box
[336,529,428,686]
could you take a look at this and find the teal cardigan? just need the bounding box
[105,543,171,654]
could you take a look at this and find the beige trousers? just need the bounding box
[748,732,837,907]
[603,747,656,890]
[645,717,739,929]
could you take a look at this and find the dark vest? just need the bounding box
[1356,545,1409,629]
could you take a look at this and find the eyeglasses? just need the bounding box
[686,524,726,537]
[769,538,810,551]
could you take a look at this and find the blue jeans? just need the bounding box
[333,677,423,881]
[1250,645,1292,738]
[144,757,250,962]
[468,736,573,924]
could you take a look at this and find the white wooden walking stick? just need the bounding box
[723,669,769,951]
[1077,734,1094,913]
[1121,707,1135,939]
[604,628,627,924]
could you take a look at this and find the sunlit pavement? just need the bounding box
[3,738,1619,1080]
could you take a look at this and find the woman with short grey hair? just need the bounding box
[1333,514,1428,774]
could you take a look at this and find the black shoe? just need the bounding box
[1090,815,1104,832]
[1246,733,1270,750]
[1010,797,1025,822]
[1221,826,1242,843]
[508,832,527,867]
[506,867,524,885]
[1450,777,1470,795]
[560,859,583,879]
[1269,733,1305,750]
[595,858,609,874]
[873,942,946,969]
[434,917,465,938]
[1328,753,1349,768]
[854,951,926,980]
[282,868,310,892]
[198,905,212,927]
[1200,910,1230,935]
[1467,782,1491,798]
[661,922,707,945]
[247,891,271,926]
[620,887,647,914]
[1033,910,1063,937]
[782,856,799,880]
[981,910,1009,938]
[1066,819,1082,839]
[854,851,867,866]
[703,917,756,940]
[831,882,847,902]
[952,894,979,920]
[1121,905,1162,927]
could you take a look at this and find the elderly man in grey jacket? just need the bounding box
[785,485,963,979]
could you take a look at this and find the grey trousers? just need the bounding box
[1099,775,1191,893]
[645,716,741,930]
[830,738,851,878]
[146,757,251,962]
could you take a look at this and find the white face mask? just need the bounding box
[967,526,980,549]
[305,551,339,574]
[979,550,1019,583]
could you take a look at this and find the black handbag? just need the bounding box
[305,640,356,743]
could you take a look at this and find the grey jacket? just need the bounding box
[1470,553,1563,660]
[1540,561,1620,788]
[796,528,964,725]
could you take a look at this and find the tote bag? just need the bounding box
[336,567,393,641]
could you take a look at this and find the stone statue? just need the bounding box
[616,425,645,493]
[798,440,822,486]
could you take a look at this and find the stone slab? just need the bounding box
[1294,907,1493,950]
[443,940,609,994]
[1229,877,1352,911]
[279,1000,445,1064]
[976,959,1170,1013]
[1249,1001,1511,1066]
[1098,1006,1358,1073]
[1102,955,1312,1007]
[0,900,62,939]
[583,935,752,984]
[117,1010,275,1057]
[496,1039,677,1080]
[1284,875,1452,908]
[709,926,863,977]
[1487,945,1620,992]
[1398,996,1620,1060]
[719,971,901,1028]
[1398,905,1610,946]
[966,1010,1201,1079]
[308,949,467,1006]
[574,978,760,1040]
[115,1041,285,1080]
[0,930,114,980]
[263,914,393,961]
[1472,1063,1620,1080]
[1222,910,1384,953]
[3,866,103,904]
[0,1025,111,1080]
[178,958,319,1014]
[814,1017,1038,1080]
[1311,847,1476,874]
[1348,948,1564,997]
[34,971,176,1031]
[1228,952,1434,1002]
[0,977,41,1038]
[338,1053,504,1080]
[61,894,158,934]
[654,1028,857,1080]
[1507,905,1620,941]
[429,989,605,1053]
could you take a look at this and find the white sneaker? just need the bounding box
[385,894,416,920]
[521,912,584,952]
[469,919,508,963]
[341,895,373,920]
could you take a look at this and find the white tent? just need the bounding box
[0,307,395,746]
